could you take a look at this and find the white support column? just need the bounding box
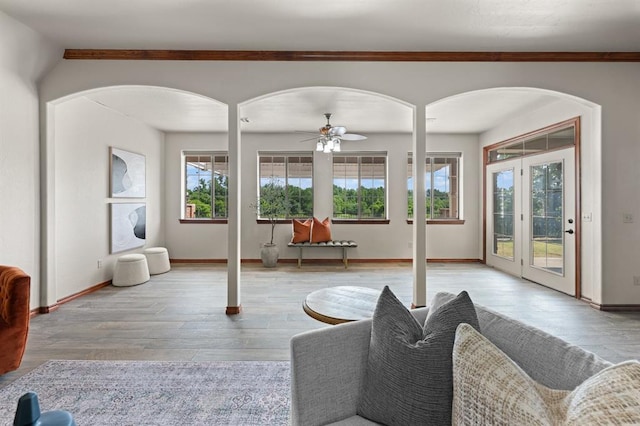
[412,105,427,308]
[42,103,58,310]
[226,104,242,314]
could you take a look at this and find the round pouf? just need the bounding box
[112,254,150,287]
[144,247,171,275]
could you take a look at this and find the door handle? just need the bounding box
[565,229,574,234]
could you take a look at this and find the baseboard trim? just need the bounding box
[32,280,111,316]
[590,303,640,312]
[31,305,59,317]
[37,304,59,315]
[246,258,481,264]
[57,280,111,305]
[226,305,242,315]
[173,258,482,264]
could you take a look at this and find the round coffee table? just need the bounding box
[303,286,381,325]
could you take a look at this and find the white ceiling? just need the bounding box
[82,86,561,134]
[240,89,413,134]
[1,0,639,51]
[84,87,228,133]
[4,1,632,134]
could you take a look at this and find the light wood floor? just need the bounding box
[2,262,640,387]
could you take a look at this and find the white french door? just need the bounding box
[486,161,522,278]
[486,147,576,296]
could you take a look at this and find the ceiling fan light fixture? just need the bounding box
[326,138,334,150]
[300,113,367,154]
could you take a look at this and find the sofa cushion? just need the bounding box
[325,416,380,426]
[452,323,640,425]
[357,286,480,425]
[428,291,611,390]
[310,217,332,243]
[291,218,312,243]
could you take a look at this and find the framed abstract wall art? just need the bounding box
[110,147,146,198]
[111,203,146,253]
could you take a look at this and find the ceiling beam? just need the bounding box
[63,50,640,62]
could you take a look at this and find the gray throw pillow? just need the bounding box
[357,286,480,426]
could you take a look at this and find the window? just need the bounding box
[258,153,313,219]
[487,124,575,164]
[183,152,228,219]
[333,154,387,220]
[408,153,460,220]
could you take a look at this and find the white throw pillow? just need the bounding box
[452,323,640,426]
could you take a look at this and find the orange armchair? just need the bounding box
[0,265,30,375]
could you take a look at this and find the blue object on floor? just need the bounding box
[13,392,75,426]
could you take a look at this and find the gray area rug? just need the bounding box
[0,360,290,425]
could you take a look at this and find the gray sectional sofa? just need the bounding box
[290,292,612,426]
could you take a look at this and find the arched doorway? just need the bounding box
[228,86,428,308]
[42,86,227,309]
[426,87,601,300]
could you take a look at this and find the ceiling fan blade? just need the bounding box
[295,130,319,135]
[298,136,320,142]
[340,133,367,141]
[329,126,347,136]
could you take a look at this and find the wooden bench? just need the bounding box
[287,240,358,268]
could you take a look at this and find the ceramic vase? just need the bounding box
[261,243,279,268]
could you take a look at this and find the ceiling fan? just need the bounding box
[297,113,367,153]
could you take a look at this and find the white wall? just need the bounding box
[37,60,640,305]
[0,11,61,309]
[54,96,165,299]
[426,134,481,260]
[164,132,228,259]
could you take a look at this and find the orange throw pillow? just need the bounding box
[291,219,312,243]
[311,217,332,243]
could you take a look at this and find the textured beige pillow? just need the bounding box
[452,323,640,426]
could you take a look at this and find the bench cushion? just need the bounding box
[288,240,358,248]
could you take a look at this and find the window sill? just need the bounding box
[256,219,391,225]
[179,219,228,224]
[331,219,390,225]
[256,219,295,224]
[406,219,465,225]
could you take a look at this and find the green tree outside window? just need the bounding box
[333,155,386,220]
[407,154,460,220]
[184,154,228,219]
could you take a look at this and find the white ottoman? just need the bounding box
[144,247,171,275]
[112,254,150,287]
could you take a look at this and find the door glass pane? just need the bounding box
[548,127,575,150]
[524,135,547,155]
[530,162,564,275]
[492,169,514,260]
